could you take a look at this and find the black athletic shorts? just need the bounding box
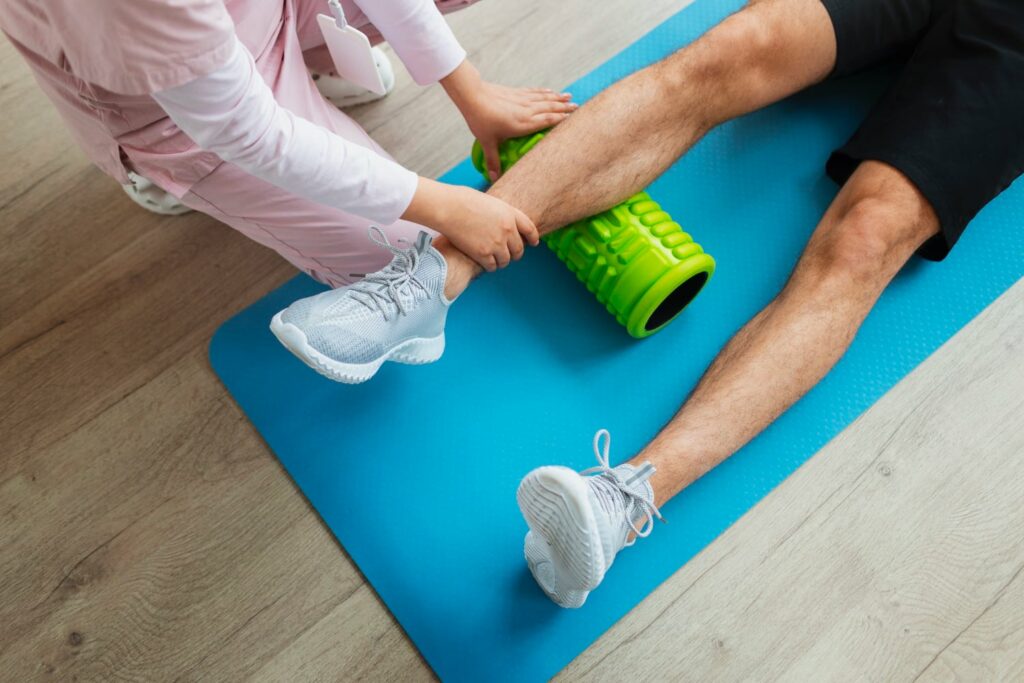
[819,0,1024,260]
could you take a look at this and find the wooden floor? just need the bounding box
[2,1,1022,680]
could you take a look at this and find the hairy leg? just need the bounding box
[628,161,940,505]
[439,0,838,296]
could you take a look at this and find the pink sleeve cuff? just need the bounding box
[352,0,467,85]
[399,23,466,85]
[368,162,420,225]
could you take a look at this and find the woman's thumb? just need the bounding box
[483,140,502,183]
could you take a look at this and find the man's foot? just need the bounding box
[270,228,450,384]
[517,430,662,608]
[122,172,192,216]
[313,47,396,108]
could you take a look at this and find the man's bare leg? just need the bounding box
[516,161,939,608]
[438,0,839,298]
[628,160,940,505]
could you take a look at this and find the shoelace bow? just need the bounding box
[348,227,432,321]
[582,429,664,544]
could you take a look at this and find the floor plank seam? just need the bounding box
[571,545,739,678]
[911,559,1024,681]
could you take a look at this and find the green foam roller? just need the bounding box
[471,132,715,338]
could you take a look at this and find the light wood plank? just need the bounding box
[916,567,1024,682]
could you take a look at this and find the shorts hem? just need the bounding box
[825,147,958,261]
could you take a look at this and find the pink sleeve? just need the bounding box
[352,0,466,85]
[153,39,419,224]
[41,0,236,95]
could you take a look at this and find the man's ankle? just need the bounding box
[434,237,479,300]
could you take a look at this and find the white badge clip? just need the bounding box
[317,0,387,95]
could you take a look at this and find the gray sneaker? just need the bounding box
[270,228,450,384]
[517,430,662,608]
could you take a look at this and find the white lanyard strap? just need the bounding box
[327,0,348,28]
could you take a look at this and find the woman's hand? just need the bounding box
[442,60,577,182]
[402,178,539,272]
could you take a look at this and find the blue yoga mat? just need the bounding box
[211,2,1023,680]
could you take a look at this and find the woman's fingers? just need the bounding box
[508,229,525,262]
[507,97,576,134]
[532,100,578,115]
[525,91,572,103]
[531,112,571,128]
[515,209,540,247]
[495,244,512,269]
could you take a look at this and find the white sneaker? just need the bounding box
[312,46,396,108]
[122,171,192,216]
[270,227,450,384]
[517,430,662,608]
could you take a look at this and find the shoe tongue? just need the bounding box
[337,233,443,316]
[590,465,654,539]
[414,231,432,253]
[376,245,439,305]
[412,239,445,291]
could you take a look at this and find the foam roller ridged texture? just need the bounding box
[472,131,715,338]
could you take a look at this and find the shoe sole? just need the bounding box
[517,467,606,594]
[122,186,193,216]
[324,89,390,108]
[524,532,589,608]
[269,312,444,384]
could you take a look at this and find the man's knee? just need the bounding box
[654,0,833,122]
[801,182,937,289]
[812,199,904,283]
[656,9,778,94]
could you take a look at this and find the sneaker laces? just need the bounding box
[348,227,432,321]
[581,429,663,544]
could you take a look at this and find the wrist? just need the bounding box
[441,59,484,113]
[402,177,456,232]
